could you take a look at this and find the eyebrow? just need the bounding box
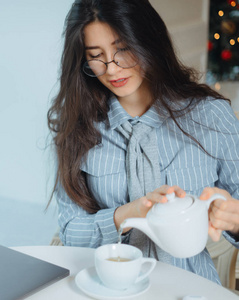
[85,38,122,50]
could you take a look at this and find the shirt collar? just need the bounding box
[108,96,166,129]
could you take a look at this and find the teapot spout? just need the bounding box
[120,218,162,248]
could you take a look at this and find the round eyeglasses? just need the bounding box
[83,48,138,77]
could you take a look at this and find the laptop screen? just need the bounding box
[0,245,70,300]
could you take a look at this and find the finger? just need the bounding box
[146,185,172,203]
[211,199,227,210]
[213,198,239,214]
[153,185,172,195]
[199,187,217,200]
[134,197,153,218]
[200,187,231,203]
[146,185,186,203]
[142,197,154,208]
[172,185,186,198]
[146,191,168,203]
[208,225,222,242]
[156,185,186,198]
[210,207,239,231]
[211,201,239,223]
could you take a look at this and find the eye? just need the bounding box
[118,47,129,51]
[116,47,131,55]
[89,53,102,59]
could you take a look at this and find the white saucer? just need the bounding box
[75,266,150,300]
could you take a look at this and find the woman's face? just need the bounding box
[83,21,148,104]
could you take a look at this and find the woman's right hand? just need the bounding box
[114,185,186,232]
[145,184,186,215]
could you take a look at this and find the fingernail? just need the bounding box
[179,191,186,197]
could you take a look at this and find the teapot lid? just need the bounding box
[152,192,193,217]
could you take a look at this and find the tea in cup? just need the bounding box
[95,243,156,290]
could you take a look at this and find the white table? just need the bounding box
[13,246,239,300]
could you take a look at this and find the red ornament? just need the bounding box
[227,0,236,5]
[208,41,213,51]
[221,49,232,61]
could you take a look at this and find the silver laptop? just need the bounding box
[0,245,70,300]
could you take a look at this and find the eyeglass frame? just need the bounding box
[82,48,138,77]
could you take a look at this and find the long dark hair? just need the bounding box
[47,0,229,213]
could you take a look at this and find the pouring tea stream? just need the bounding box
[120,192,226,258]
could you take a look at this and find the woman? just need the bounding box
[47,0,239,284]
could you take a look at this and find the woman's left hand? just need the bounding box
[200,187,239,241]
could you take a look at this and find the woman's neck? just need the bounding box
[117,82,153,117]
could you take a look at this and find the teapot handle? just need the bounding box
[205,193,226,209]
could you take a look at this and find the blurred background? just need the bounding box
[207,0,239,83]
[0,0,239,283]
[0,0,73,246]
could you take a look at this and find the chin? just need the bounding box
[111,86,140,98]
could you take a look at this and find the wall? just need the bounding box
[214,82,239,112]
[150,0,210,78]
[0,0,73,205]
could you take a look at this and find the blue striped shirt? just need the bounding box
[57,96,239,284]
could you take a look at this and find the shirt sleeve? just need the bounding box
[223,231,239,248]
[210,99,239,247]
[56,185,121,247]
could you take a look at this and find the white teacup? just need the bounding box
[95,243,156,290]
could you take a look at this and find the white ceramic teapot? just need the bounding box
[120,192,226,258]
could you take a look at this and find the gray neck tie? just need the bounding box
[117,120,172,263]
[117,120,161,202]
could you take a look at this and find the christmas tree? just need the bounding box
[207,0,239,84]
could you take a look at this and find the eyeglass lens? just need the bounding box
[83,49,137,77]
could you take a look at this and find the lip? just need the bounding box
[109,77,129,87]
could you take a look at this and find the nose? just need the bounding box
[105,60,121,75]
